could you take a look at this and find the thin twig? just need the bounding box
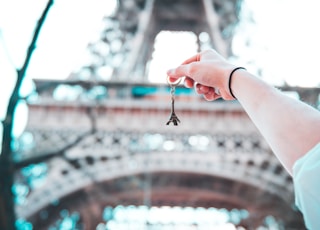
[0,1,54,229]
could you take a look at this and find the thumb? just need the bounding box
[167,64,190,80]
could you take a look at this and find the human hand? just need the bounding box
[166,49,237,101]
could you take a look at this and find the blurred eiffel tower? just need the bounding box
[11,0,308,229]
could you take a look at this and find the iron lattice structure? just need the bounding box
[14,82,309,229]
[11,0,317,229]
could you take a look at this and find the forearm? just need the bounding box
[232,70,320,174]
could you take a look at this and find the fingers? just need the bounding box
[201,86,221,101]
[167,75,181,86]
[166,49,222,101]
[167,53,200,80]
[183,77,195,88]
[183,77,222,101]
[167,64,189,80]
[203,91,222,101]
[193,83,221,101]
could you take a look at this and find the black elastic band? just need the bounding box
[228,67,246,99]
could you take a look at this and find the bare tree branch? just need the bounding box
[14,130,93,169]
[0,1,54,229]
[15,106,97,169]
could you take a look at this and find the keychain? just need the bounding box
[166,76,181,126]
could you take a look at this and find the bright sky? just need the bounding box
[1,0,320,140]
[1,0,320,84]
[148,31,198,83]
[233,0,320,86]
[0,0,116,139]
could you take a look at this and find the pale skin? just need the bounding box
[167,49,320,175]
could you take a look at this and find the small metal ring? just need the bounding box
[166,75,181,87]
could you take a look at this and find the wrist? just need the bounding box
[228,67,246,99]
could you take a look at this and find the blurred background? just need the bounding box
[1,0,320,229]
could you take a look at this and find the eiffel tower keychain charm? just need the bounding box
[166,76,181,126]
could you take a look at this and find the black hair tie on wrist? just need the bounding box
[228,67,246,99]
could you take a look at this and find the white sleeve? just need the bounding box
[293,143,320,230]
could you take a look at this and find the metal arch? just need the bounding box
[16,145,293,219]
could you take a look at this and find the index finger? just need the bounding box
[166,53,200,82]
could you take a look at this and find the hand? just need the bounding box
[167,49,237,101]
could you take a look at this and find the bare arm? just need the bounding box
[167,49,320,174]
[232,70,320,174]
